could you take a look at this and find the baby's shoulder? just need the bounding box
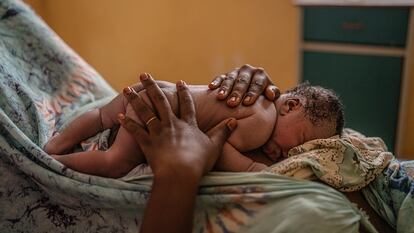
[233,96,276,125]
[227,96,277,151]
[247,96,277,119]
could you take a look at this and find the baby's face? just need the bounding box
[263,95,334,162]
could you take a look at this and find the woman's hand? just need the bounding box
[209,64,281,107]
[119,73,237,179]
[118,73,237,233]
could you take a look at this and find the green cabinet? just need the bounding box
[301,6,410,152]
[304,7,409,47]
[303,52,403,150]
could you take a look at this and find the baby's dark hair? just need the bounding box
[285,82,344,135]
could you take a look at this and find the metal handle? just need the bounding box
[341,21,364,30]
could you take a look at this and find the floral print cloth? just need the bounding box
[362,159,414,233]
[267,129,394,192]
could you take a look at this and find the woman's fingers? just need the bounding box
[130,80,170,93]
[241,74,266,105]
[240,67,268,105]
[206,118,237,149]
[208,74,225,90]
[176,80,197,127]
[226,65,254,107]
[216,68,238,100]
[203,118,237,173]
[241,68,281,105]
[118,113,150,145]
[139,73,174,124]
[252,68,280,102]
[211,64,278,107]
[265,85,281,102]
[123,86,161,133]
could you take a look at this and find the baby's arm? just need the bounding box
[213,98,275,172]
[215,142,267,172]
[44,93,127,154]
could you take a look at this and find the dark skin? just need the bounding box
[114,66,279,233]
[118,74,237,233]
[124,64,281,109]
[209,64,281,107]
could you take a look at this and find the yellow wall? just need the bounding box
[25,0,298,93]
[23,1,414,158]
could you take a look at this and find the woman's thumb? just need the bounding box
[206,118,237,147]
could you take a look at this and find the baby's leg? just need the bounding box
[44,93,128,155]
[54,126,146,178]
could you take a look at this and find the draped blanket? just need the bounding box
[362,159,414,233]
[0,0,378,232]
[267,129,393,192]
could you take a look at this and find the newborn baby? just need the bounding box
[44,78,344,178]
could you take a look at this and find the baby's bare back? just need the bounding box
[125,82,277,152]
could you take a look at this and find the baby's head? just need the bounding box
[263,82,344,161]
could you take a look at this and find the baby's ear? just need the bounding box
[280,98,302,115]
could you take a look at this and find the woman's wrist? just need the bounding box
[153,166,202,187]
[142,168,201,233]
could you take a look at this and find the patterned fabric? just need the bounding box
[362,159,414,233]
[0,0,377,232]
[266,129,394,192]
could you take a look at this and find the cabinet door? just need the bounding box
[303,7,409,47]
[303,52,403,151]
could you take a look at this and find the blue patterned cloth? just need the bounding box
[363,159,414,233]
[0,0,377,232]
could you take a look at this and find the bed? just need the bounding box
[0,0,412,232]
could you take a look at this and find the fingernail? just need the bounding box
[230,96,236,102]
[118,113,125,120]
[123,88,132,98]
[226,118,237,131]
[124,86,132,94]
[266,88,275,100]
[209,81,218,88]
[218,89,225,95]
[140,73,148,81]
[244,96,251,103]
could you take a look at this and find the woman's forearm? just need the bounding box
[140,171,200,233]
[120,75,236,233]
